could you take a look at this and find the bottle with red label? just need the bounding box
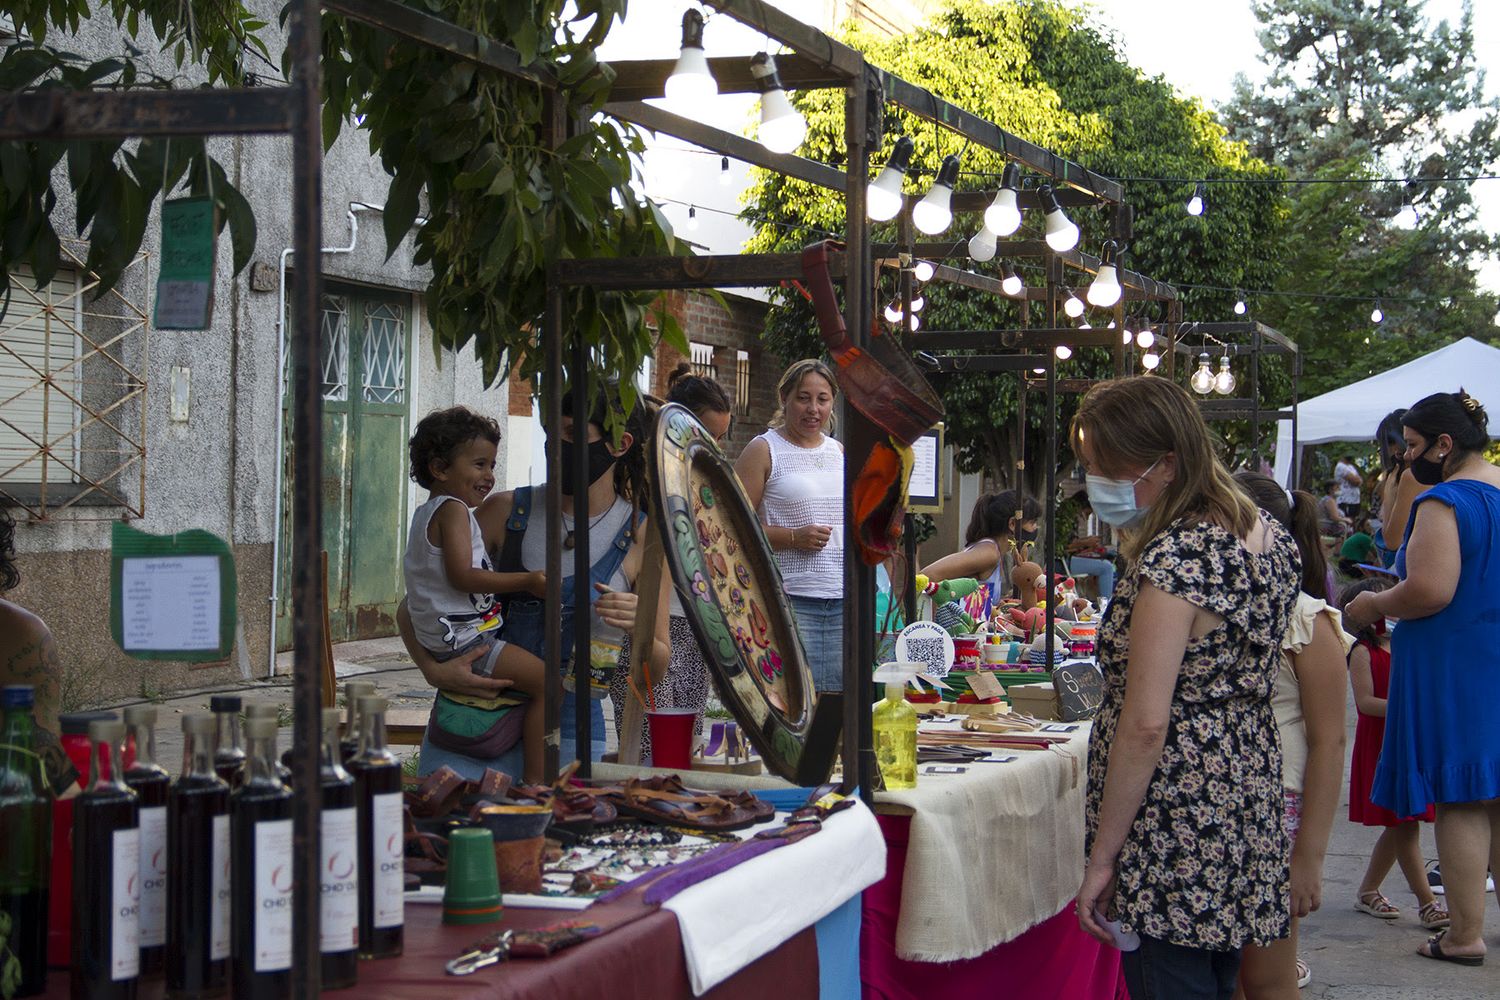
[230,716,292,999]
[166,713,230,999]
[122,705,169,976]
[319,707,359,989]
[345,695,403,958]
[72,718,141,999]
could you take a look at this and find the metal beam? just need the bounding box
[929,262,1007,296]
[1176,320,1298,355]
[606,54,848,101]
[554,252,840,290]
[949,189,1103,212]
[324,0,557,88]
[0,88,292,139]
[920,354,1051,373]
[604,100,846,191]
[703,0,864,77]
[914,329,1123,350]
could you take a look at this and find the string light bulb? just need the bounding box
[1135,319,1155,349]
[1087,241,1123,307]
[687,205,699,231]
[718,156,731,186]
[909,295,925,313]
[1233,296,1247,315]
[1079,321,1092,329]
[1213,356,1236,395]
[968,225,998,262]
[984,163,1024,236]
[1055,344,1073,360]
[1371,301,1384,324]
[1000,264,1023,297]
[750,53,806,154]
[867,136,913,222]
[665,10,718,110]
[912,260,935,283]
[883,302,903,324]
[913,155,961,235]
[1038,184,1079,252]
[907,314,921,332]
[1063,293,1085,318]
[1190,352,1215,394]
[1141,351,1161,371]
[1186,182,1206,217]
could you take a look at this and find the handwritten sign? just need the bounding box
[906,424,944,514]
[154,197,217,330]
[1053,660,1104,721]
[110,523,236,661]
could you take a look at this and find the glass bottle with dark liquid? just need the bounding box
[122,705,169,976]
[318,707,359,989]
[345,695,403,958]
[166,713,230,999]
[72,718,140,999]
[210,696,244,786]
[244,704,293,786]
[338,681,376,764]
[1,685,52,998]
[230,716,293,999]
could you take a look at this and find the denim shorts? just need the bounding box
[788,595,845,693]
[1121,934,1241,1000]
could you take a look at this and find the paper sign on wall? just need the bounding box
[906,423,944,514]
[110,523,236,661]
[154,197,218,330]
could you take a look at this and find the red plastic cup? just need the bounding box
[647,709,697,771]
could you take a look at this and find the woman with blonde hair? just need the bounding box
[735,358,845,692]
[1072,377,1301,999]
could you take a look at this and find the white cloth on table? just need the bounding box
[662,798,885,996]
[874,720,1091,962]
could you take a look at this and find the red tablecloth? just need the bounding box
[42,900,819,999]
[861,813,1126,1000]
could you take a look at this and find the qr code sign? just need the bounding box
[906,637,947,675]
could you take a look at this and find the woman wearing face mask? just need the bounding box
[1375,407,1422,558]
[1071,377,1301,1000]
[919,490,1040,608]
[1342,389,1500,968]
[735,359,845,693]
[611,365,734,762]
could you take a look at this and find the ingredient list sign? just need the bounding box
[110,523,236,661]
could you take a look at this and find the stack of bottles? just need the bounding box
[0,683,404,997]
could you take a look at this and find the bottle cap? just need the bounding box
[60,710,116,735]
[355,695,388,715]
[244,716,279,740]
[122,705,157,727]
[321,707,342,732]
[210,695,242,713]
[1,685,34,708]
[345,680,376,700]
[89,718,126,743]
[182,713,215,735]
[245,703,280,720]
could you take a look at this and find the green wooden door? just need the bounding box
[278,287,410,647]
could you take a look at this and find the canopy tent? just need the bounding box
[1273,336,1500,486]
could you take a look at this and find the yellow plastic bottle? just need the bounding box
[872,663,919,790]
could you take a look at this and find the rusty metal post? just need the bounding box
[542,94,566,781]
[286,0,324,992]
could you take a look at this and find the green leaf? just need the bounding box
[382,167,423,261]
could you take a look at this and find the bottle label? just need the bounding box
[210,813,231,960]
[371,792,404,928]
[138,805,168,947]
[112,827,142,981]
[320,806,359,952]
[253,818,294,972]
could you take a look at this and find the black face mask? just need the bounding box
[559,438,616,496]
[1017,528,1038,544]
[1409,442,1447,486]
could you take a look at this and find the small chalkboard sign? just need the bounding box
[1053,660,1104,721]
[154,197,218,330]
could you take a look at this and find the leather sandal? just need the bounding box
[1419,930,1484,966]
[1354,890,1400,919]
[1419,899,1451,930]
[609,775,774,832]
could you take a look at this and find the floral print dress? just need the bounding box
[1085,516,1301,951]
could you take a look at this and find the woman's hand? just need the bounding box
[418,645,516,699]
[593,582,638,631]
[1290,853,1324,918]
[1075,857,1119,945]
[1343,591,1382,631]
[792,524,833,551]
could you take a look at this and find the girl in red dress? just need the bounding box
[1341,578,1447,929]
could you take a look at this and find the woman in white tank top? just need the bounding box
[735,359,846,693]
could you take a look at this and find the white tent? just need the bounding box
[1273,336,1500,486]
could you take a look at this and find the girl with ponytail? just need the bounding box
[1234,472,1353,994]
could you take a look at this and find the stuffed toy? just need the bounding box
[913,574,980,635]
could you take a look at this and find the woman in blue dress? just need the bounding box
[1344,389,1500,968]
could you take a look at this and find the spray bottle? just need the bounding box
[872,662,922,790]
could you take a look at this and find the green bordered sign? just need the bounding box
[110,523,236,661]
[153,196,218,330]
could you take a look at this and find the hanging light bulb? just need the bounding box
[1141,351,1161,371]
[1063,293,1085,318]
[1370,301,1384,324]
[1136,328,1155,349]
[1038,184,1079,252]
[1000,264,1023,297]
[1233,296,1247,315]
[1122,317,1134,341]
[1394,201,1420,229]
[867,136,913,222]
[1122,327,1132,346]
[907,314,921,332]
[984,163,1024,236]
[1186,182,1206,217]
[912,260,935,283]
[1032,366,1047,375]
[751,53,807,155]
[909,295,925,313]
[1214,356,1236,395]
[1190,352,1215,394]
[913,155,961,235]
[687,204,699,231]
[665,10,718,111]
[1088,241,1123,307]
[1055,344,1073,360]
[968,225,998,262]
[718,156,732,186]
[1079,321,1092,329]
[883,301,902,324]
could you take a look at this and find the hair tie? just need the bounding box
[1461,393,1482,415]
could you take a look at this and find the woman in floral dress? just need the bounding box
[1071,377,1301,999]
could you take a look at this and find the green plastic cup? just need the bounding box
[443,827,503,925]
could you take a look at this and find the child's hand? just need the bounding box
[525,570,547,598]
[1290,853,1323,918]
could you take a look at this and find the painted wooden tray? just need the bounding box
[648,403,840,785]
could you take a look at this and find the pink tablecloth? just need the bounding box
[861,814,1127,1000]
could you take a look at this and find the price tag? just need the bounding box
[967,671,1004,701]
[923,764,967,775]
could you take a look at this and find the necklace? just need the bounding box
[562,503,613,549]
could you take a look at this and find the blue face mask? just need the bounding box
[1085,458,1161,530]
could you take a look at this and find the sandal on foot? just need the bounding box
[1354,891,1400,919]
[1295,958,1310,989]
[1419,900,1451,930]
[1418,930,1484,966]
